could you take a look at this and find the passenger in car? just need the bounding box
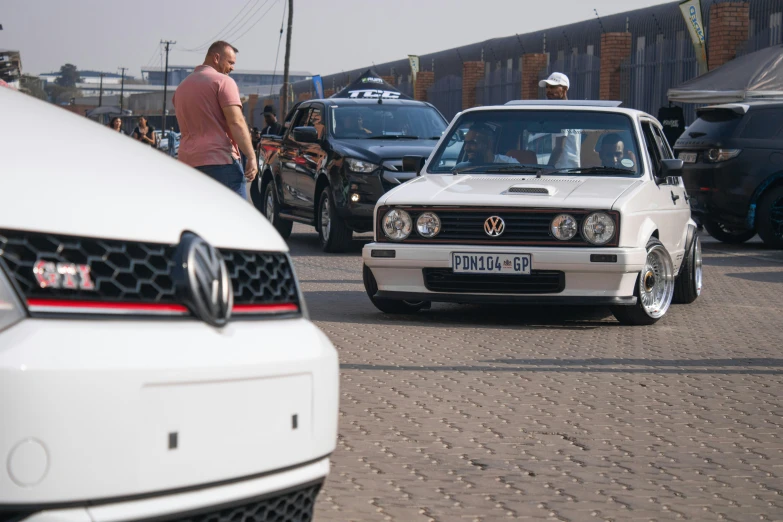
[463,123,519,165]
[598,133,637,169]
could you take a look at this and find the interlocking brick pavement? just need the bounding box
[287,225,783,521]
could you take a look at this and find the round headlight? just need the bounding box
[551,214,578,241]
[416,212,441,238]
[582,212,616,245]
[382,209,413,241]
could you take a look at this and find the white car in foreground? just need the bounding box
[363,101,702,325]
[0,87,338,521]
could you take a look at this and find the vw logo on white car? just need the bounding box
[484,216,506,237]
[177,233,233,327]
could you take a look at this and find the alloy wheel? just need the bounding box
[321,197,331,242]
[639,244,675,318]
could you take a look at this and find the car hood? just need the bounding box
[381,174,643,209]
[0,88,287,252]
[332,138,438,161]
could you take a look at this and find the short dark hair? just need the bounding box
[206,41,238,57]
[601,133,624,150]
[468,122,495,141]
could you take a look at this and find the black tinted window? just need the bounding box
[739,109,783,139]
[684,110,742,140]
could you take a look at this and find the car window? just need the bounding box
[330,104,446,139]
[427,110,642,175]
[652,124,673,159]
[291,107,311,129]
[681,109,742,142]
[738,109,783,139]
[306,106,325,139]
[641,121,663,175]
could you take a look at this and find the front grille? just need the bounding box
[375,207,620,247]
[424,268,565,294]
[0,230,299,317]
[159,483,321,522]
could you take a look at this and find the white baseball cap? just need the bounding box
[539,72,570,89]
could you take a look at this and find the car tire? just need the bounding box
[756,185,783,249]
[611,238,675,326]
[362,264,429,314]
[318,186,353,253]
[673,234,702,304]
[262,181,293,239]
[703,219,755,244]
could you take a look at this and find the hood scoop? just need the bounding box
[504,184,555,196]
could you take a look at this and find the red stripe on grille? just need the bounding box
[26,299,189,314]
[232,303,299,314]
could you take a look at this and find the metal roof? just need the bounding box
[505,100,623,107]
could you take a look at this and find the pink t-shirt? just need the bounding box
[173,65,242,167]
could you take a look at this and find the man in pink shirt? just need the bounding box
[173,41,257,198]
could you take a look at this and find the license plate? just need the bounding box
[679,152,697,163]
[452,253,531,275]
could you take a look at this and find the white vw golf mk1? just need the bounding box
[362,101,703,325]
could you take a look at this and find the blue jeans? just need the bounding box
[196,160,247,199]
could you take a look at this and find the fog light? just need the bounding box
[350,193,360,203]
[371,249,396,258]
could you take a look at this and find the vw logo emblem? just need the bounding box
[484,216,506,237]
[175,233,233,327]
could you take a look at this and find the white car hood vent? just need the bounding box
[506,185,552,195]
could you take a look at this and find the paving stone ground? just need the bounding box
[287,225,783,522]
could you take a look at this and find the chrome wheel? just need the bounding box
[320,197,331,242]
[265,188,275,223]
[693,236,702,296]
[639,244,674,319]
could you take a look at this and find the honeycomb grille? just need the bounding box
[0,230,299,313]
[160,483,321,522]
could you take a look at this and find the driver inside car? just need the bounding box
[461,123,519,165]
[598,133,637,169]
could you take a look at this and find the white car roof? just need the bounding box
[0,87,286,252]
[461,102,656,121]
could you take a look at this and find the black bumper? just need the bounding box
[375,290,637,306]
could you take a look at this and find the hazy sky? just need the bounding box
[2,0,674,77]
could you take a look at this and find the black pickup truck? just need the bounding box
[251,98,448,252]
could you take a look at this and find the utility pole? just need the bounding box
[98,73,105,107]
[280,0,293,120]
[161,40,176,135]
[118,67,128,112]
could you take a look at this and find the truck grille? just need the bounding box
[423,268,565,294]
[0,230,299,318]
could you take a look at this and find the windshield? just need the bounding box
[428,110,642,176]
[681,109,743,141]
[330,105,447,140]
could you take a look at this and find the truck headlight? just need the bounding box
[551,214,578,240]
[0,267,24,333]
[382,209,412,241]
[704,149,741,163]
[346,158,379,173]
[416,212,441,238]
[582,212,616,245]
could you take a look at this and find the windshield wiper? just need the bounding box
[453,164,546,175]
[366,135,420,140]
[552,166,637,175]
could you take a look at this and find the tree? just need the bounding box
[54,63,81,88]
[44,83,83,104]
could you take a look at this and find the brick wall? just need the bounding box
[461,61,485,109]
[709,2,750,70]
[414,71,435,101]
[381,76,396,85]
[245,94,259,127]
[599,32,632,101]
[297,92,313,102]
[324,88,335,98]
[521,54,548,99]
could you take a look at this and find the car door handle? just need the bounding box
[671,191,680,204]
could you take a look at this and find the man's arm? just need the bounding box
[222,105,258,181]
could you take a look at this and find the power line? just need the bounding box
[144,43,161,68]
[231,0,280,43]
[220,0,273,42]
[181,0,259,52]
[268,0,287,96]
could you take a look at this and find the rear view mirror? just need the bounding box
[292,126,319,143]
[658,158,683,184]
[403,155,426,176]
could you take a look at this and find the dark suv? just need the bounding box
[675,102,783,248]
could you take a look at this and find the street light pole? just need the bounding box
[98,73,104,107]
[118,67,127,112]
[161,40,176,135]
[280,0,293,121]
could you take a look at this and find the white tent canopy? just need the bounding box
[668,45,783,104]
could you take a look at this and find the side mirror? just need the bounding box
[658,158,683,184]
[292,126,318,143]
[403,155,426,176]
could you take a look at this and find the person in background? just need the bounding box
[539,72,580,168]
[251,127,262,150]
[461,123,519,165]
[173,40,257,198]
[108,117,124,134]
[260,106,283,136]
[132,116,158,148]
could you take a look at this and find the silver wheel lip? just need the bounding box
[639,244,675,319]
[693,236,702,296]
[320,196,331,242]
[264,187,275,222]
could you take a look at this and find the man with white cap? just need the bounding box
[539,72,579,167]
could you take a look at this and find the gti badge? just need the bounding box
[33,261,95,290]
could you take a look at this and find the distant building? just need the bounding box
[141,66,310,96]
[0,49,22,88]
